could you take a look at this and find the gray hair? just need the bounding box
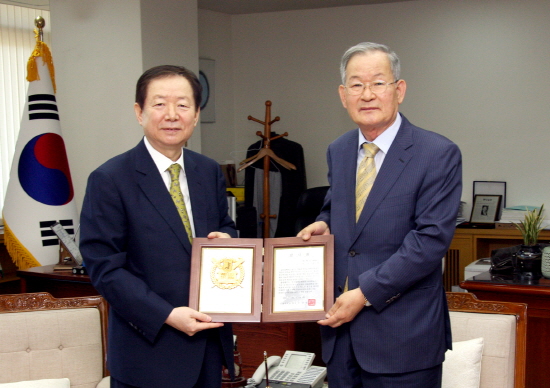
[340,42,401,85]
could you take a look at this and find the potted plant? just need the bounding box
[513,204,545,277]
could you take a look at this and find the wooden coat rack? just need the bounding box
[238,101,296,238]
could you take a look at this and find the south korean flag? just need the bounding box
[3,40,78,269]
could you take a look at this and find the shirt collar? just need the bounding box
[358,113,402,154]
[143,136,185,176]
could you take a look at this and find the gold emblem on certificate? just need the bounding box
[210,257,245,289]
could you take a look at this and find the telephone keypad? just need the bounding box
[272,369,299,382]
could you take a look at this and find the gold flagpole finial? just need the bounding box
[28,15,56,93]
[35,16,45,42]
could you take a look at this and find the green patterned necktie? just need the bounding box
[355,143,379,222]
[167,163,193,242]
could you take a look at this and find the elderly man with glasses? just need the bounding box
[299,42,462,388]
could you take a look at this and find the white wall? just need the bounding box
[217,0,550,218]
[198,10,237,174]
[49,0,200,213]
[49,0,144,214]
[49,0,550,219]
[140,0,201,151]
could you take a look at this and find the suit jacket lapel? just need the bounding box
[134,140,192,254]
[184,150,208,238]
[353,118,414,243]
[342,134,359,243]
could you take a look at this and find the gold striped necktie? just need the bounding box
[167,163,193,242]
[355,143,379,221]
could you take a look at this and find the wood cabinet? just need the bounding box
[443,227,550,291]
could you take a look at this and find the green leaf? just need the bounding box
[513,204,545,245]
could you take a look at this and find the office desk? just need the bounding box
[17,264,99,297]
[444,228,550,291]
[461,271,550,388]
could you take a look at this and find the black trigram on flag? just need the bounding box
[29,94,59,121]
[40,219,74,246]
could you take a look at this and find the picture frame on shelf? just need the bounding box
[473,181,506,220]
[470,195,502,224]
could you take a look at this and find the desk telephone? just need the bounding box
[246,350,326,388]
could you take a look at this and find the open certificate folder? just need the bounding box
[189,235,334,322]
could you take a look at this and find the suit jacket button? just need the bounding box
[349,250,356,257]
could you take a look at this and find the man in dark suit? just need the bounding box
[80,65,236,388]
[298,42,462,388]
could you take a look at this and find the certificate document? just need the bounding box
[189,235,333,322]
[262,235,334,322]
[272,245,325,313]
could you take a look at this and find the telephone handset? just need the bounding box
[247,350,326,388]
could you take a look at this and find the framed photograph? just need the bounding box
[473,181,506,220]
[470,195,502,223]
[189,238,263,322]
[262,235,334,322]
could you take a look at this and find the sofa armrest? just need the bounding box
[95,377,110,388]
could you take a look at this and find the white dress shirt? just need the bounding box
[356,113,402,173]
[143,136,195,237]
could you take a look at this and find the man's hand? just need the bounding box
[207,231,232,239]
[318,288,366,328]
[165,306,223,336]
[297,221,330,241]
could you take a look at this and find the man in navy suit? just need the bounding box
[298,43,462,387]
[80,65,236,388]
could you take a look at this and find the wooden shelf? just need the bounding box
[443,227,550,290]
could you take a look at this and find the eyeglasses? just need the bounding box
[345,80,399,96]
